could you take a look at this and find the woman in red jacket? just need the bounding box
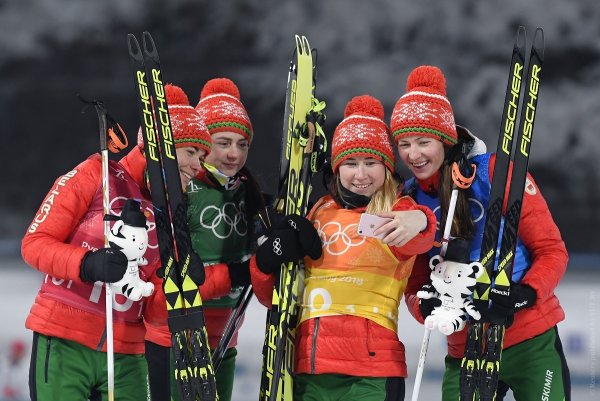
[21,84,211,401]
[394,66,570,401]
[252,95,436,401]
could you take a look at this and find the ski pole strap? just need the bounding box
[106,114,128,153]
[77,94,128,154]
[451,161,477,189]
[298,98,326,146]
[301,98,327,173]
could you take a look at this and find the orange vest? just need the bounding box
[301,198,415,332]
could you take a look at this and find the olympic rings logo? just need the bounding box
[314,219,366,256]
[199,201,247,239]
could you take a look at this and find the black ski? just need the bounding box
[460,26,544,401]
[128,31,217,401]
[460,26,527,401]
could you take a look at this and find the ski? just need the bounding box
[459,26,527,401]
[460,26,544,401]
[128,32,217,401]
[259,35,327,401]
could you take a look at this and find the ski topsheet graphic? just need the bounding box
[259,35,327,401]
[460,26,544,401]
[128,32,217,401]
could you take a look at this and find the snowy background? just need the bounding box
[1,0,599,400]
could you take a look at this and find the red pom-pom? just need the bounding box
[406,65,447,96]
[200,78,241,100]
[344,95,384,119]
[165,84,190,106]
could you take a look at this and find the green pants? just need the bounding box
[170,347,237,401]
[442,327,570,401]
[294,373,405,401]
[30,333,148,401]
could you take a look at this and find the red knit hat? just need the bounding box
[195,78,253,143]
[137,84,212,154]
[331,95,394,173]
[390,65,458,146]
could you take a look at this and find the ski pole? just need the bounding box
[411,153,476,401]
[411,186,458,401]
[79,95,127,401]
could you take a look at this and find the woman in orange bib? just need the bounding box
[254,95,437,401]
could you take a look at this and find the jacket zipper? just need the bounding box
[44,337,51,383]
[310,317,320,374]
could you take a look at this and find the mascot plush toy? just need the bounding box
[417,238,483,335]
[106,199,154,301]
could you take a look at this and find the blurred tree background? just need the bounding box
[1,0,598,253]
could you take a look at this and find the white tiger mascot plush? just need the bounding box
[107,199,154,301]
[417,238,483,335]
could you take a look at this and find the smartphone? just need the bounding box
[357,213,393,239]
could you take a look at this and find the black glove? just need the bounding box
[255,214,322,274]
[418,284,442,319]
[485,283,537,326]
[80,248,128,283]
[227,259,251,287]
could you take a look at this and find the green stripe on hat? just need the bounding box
[207,121,253,138]
[392,127,457,144]
[334,147,394,168]
[175,138,212,149]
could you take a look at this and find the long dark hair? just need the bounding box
[438,144,475,240]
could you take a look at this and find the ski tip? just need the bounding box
[127,34,141,57]
[142,31,157,57]
[295,35,303,54]
[515,26,526,50]
[301,35,311,54]
[533,27,545,58]
[294,34,311,57]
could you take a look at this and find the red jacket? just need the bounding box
[404,154,568,358]
[22,147,160,354]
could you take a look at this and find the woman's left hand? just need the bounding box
[374,210,427,247]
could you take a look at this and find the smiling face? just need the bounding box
[204,131,249,177]
[175,146,206,187]
[396,136,445,181]
[337,156,386,197]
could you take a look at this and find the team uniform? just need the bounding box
[23,149,160,401]
[404,152,570,401]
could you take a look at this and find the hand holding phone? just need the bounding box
[357,213,393,239]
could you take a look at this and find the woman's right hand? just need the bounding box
[374,210,428,247]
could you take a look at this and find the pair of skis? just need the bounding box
[460,26,544,401]
[128,32,217,401]
[258,35,327,401]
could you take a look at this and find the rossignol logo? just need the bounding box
[150,68,175,160]
[490,287,510,297]
[285,80,297,159]
[515,300,528,308]
[28,170,78,233]
[520,64,541,157]
[136,70,159,162]
[502,62,523,155]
